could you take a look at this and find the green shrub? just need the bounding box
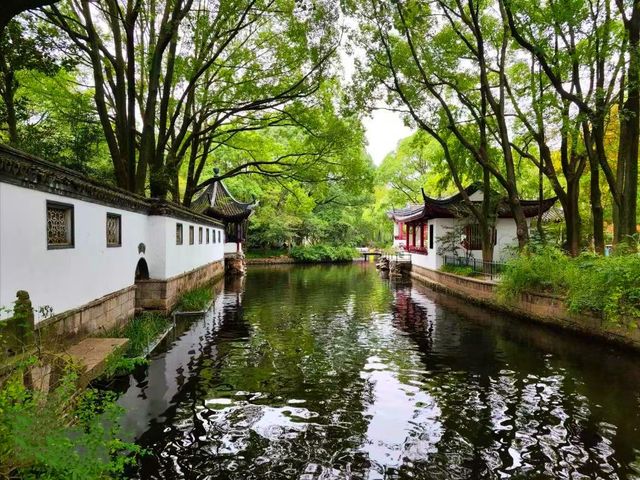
[245,248,288,259]
[499,248,640,324]
[290,245,358,263]
[498,246,574,298]
[0,361,141,478]
[567,254,640,322]
[176,285,213,312]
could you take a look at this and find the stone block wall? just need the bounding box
[411,264,640,351]
[36,285,135,343]
[136,260,224,313]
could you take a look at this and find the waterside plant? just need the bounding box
[498,247,640,324]
[289,245,358,263]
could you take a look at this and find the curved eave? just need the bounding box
[421,183,482,206]
[204,206,254,223]
[400,197,558,223]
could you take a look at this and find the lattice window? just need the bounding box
[106,213,121,247]
[47,201,74,248]
[189,226,194,245]
[199,226,203,244]
[176,223,183,245]
[464,224,497,250]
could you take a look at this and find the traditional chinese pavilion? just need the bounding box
[192,177,256,255]
[387,184,556,270]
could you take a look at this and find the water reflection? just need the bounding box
[118,264,640,479]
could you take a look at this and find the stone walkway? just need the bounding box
[64,337,129,385]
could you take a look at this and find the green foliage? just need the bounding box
[101,355,149,380]
[498,247,574,298]
[117,313,171,359]
[567,254,640,322]
[99,312,171,380]
[440,264,477,277]
[499,248,640,324]
[245,248,288,259]
[176,286,214,312]
[289,245,358,263]
[0,361,141,478]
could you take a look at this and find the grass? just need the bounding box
[440,264,478,277]
[175,285,214,312]
[99,312,172,378]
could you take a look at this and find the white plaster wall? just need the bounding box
[0,182,225,321]
[160,218,224,278]
[410,251,437,270]
[0,183,150,319]
[224,241,242,255]
[431,217,524,264]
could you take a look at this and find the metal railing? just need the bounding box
[393,251,412,263]
[442,255,506,280]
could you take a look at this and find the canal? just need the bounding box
[117,264,640,479]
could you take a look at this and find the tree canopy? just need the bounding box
[0,0,639,254]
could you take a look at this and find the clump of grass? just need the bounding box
[176,285,213,312]
[440,264,478,277]
[120,312,171,357]
[99,312,171,379]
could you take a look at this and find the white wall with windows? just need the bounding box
[0,182,225,321]
[408,217,524,271]
[163,217,224,278]
[0,183,150,318]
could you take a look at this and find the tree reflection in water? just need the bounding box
[115,264,640,479]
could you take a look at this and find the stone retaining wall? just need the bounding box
[136,260,224,313]
[36,285,135,342]
[411,264,640,351]
[246,256,296,265]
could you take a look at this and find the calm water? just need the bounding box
[118,264,640,479]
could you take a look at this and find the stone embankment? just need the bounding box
[246,256,297,265]
[411,265,640,351]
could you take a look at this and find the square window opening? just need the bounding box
[47,201,74,249]
[106,213,122,247]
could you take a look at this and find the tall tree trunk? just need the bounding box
[619,4,640,244]
[1,86,17,145]
[590,154,605,254]
[565,175,582,256]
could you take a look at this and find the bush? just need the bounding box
[0,360,141,478]
[245,248,288,259]
[289,245,358,263]
[499,248,640,324]
[568,254,640,322]
[498,247,574,298]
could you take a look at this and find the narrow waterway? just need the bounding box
[118,264,640,479]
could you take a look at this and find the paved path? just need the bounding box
[64,337,129,385]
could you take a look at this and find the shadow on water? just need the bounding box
[115,264,640,479]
